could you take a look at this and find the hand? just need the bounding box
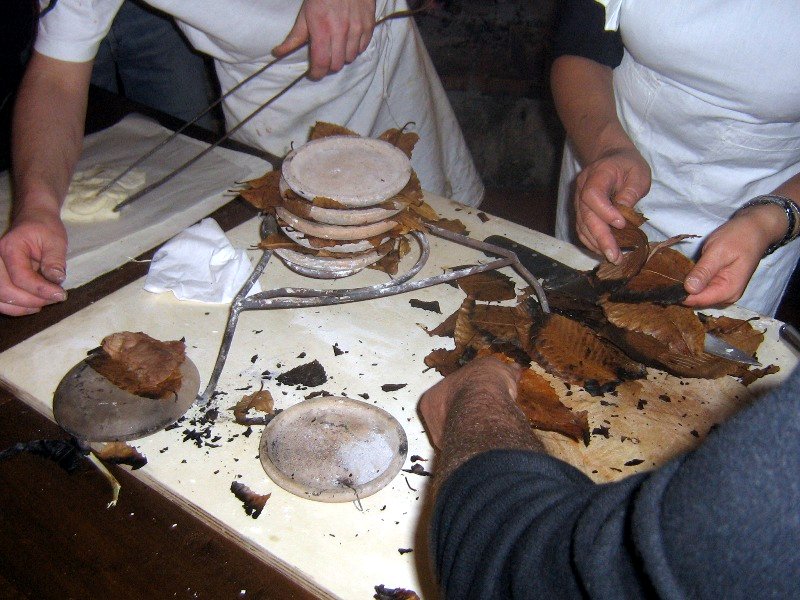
[683,203,786,308]
[573,147,651,262]
[418,357,522,449]
[272,0,377,80]
[0,211,68,316]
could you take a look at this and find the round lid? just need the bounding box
[282,136,412,207]
[259,396,408,502]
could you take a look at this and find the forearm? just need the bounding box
[551,55,635,166]
[435,388,544,494]
[12,51,92,221]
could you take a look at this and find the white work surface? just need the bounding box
[0,194,797,599]
[0,114,270,289]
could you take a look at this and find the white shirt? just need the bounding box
[35,0,484,206]
[557,0,800,315]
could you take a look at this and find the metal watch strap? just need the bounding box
[735,194,800,256]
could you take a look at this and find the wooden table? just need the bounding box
[1,87,797,599]
[0,87,317,599]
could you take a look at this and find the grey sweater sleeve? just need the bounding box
[431,367,800,599]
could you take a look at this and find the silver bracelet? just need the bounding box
[734,194,800,256]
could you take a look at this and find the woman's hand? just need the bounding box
[573,146,651,262]
[272,0,377,80]
[0,210,68,316]
[683,203,788,308]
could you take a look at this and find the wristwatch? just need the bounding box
[734,194,800,256]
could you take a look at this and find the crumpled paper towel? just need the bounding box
[144,218,261,303]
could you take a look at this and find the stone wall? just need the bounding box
[415,0,563,191]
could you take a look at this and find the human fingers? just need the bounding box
[0,261,49,316]
[683,231,761,308]
[0,224,67,302]
[574,167,628,261]
[272,12,310,59]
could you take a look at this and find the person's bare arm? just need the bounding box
[418,357,544,494]
[684,175,800,308]
[272,0,377,80]
[0,51,91,316]
[551,55,651,263]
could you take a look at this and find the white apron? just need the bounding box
[555,0,800,315]
[36,0,484,206]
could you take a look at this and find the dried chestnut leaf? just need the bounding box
[230,481,270,519]
[515,369,589,444]
[88,331,185,399]
[232,390,275,426]
[530,313,646,395]
[455,270,516,302]
[421,308,459,337]
[95,442,147,470]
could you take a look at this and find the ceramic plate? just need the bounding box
[53,357,200,442]
[282,136,411,207]
[259,397,408,502]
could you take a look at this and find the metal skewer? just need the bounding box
[94,52,295,200]
[197,222,550,403]
[108,6,426,212]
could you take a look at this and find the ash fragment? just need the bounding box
[374,584,420,600]
[381,383,407,392]
[409,299,442,314]
[624,458,644,467]
[276,360,328,387]
[477,212,490,223]
[659,394,671,403]
[358,393,370,399]
[333,343,346,356]
[410,455,427,462]
[592,425,611,438]
[637,399,647,410]
[305,390,334,399]
[250,354,258,364]
[398,548,413,555]
[403,463,432,477]
[0,438,88,473]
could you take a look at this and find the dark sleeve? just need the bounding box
[430,367,800,600]
[553,0,623,68]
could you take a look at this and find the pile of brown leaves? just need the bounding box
[422,206,777,444]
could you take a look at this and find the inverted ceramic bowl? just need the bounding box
[259,397,408,502]
[281,136,411,207]
[279,177,404,225]
[275,206,398,241]
[280,223,389,254]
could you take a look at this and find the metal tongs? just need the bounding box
[101,8,425,212]
[196,217,551,402]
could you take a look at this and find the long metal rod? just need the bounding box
[110,7,423,213]
[95,53,294,199]
[196,226,551,402]
[113,72,306,212]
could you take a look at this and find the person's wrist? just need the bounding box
[733,195,800,256]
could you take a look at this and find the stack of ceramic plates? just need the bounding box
[275,135,412,278]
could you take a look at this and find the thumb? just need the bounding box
[272,18,309,57]
[39,238,67,285]
[684,254,722,295]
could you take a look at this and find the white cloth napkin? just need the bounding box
[144,218,261,303]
